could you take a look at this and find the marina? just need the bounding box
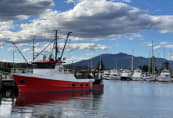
[1,0,173,118]
[1,80,173,118]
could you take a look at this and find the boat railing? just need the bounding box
[11,68,33,74]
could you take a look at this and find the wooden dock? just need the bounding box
[0,72,16,89]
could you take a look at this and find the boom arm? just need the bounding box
[60,32,72,60]
[13,43,28,63]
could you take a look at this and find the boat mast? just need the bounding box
[164,47,166,60]
[55,30,58,61]
[152,41,155,75]
[98,56,102,79]
[32,38,35,61]
[131,49,134,71]
[13,47,15,68]
[170,49,172,61]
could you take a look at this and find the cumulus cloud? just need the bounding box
[122,0,131,3]
[62,43,108,51]
[165,45,173,48]
[160,41,168,45]
[66,0,76,3]
[146,41,173,50]
[66,56,90,63]
[146,42,152,47]
[129,33,143,40]
[22,43,108,53]
[1,0,173,45]
[111,0,131,3]
[154,45,161,50]
[0,42,4,48]
[0,21,13,31]
[0,0,54,21]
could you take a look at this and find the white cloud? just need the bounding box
[1,0,173,44]
[160,41,168,45]
[146,42,152,47]
[111,0,132,3]
[165,45,173,48]
[22,42,108,53]
[0,21,13,31]
[22,48,32,53]
[0,42,4,48]
[0,0,54,21]
[129,33,143,40]
[64,43,108,51]
[66,56,90,63]
[122,0,131,3]
[154,45,161,50]
[170,55,173,61]
[66,0,76,3]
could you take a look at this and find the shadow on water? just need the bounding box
[0,87,18,99]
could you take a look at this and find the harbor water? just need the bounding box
[1,80,173,118]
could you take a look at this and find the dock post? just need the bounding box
[0,75,2,91]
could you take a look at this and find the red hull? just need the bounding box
[13,74,104,93]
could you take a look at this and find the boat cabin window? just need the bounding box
[32,62,55,69]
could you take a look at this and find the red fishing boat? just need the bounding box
[12,31,104,93]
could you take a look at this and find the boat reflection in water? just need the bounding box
[13,91,103,118]
[15,91,103,106]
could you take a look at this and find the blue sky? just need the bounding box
[1,0,173,63]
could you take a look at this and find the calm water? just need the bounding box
[1,80,173,118]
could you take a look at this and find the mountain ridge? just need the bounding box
[71,52,173,69]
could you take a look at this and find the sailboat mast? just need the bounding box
[131,49,134,71]
[170,49,172,61]
[152,41,155,75]
[164,48,166,59]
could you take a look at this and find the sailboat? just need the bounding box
[144,41,156,81]
[156,48,172,82]
[12,31,104,93]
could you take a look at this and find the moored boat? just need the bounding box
[109,69,120,80]
[132,69,144,81]
[12,31,104,93]
[120,69,132,80]
[157,69,172,82]
[102,70,111,80]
